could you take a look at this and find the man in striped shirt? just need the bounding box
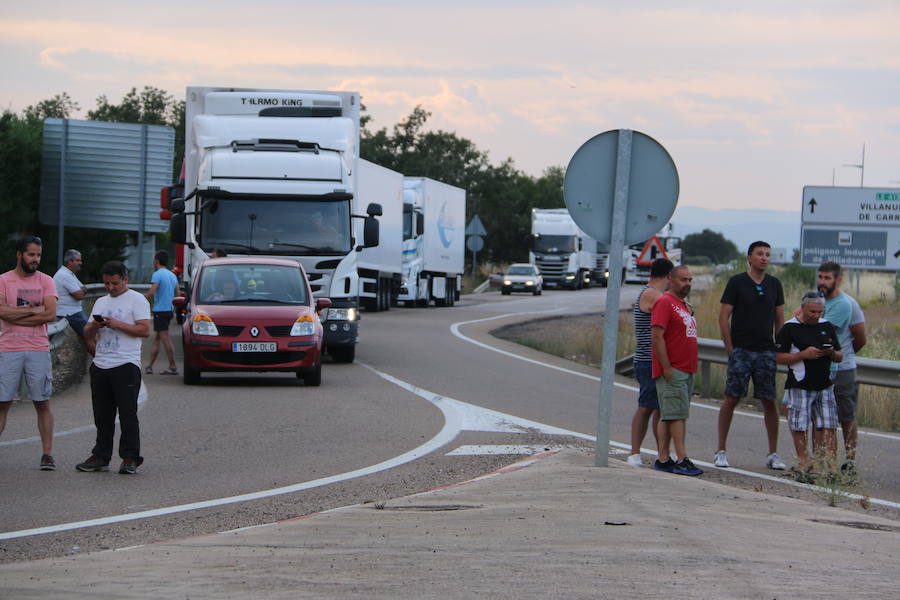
[627,258,673,466]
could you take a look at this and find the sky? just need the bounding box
[2,1,899,220]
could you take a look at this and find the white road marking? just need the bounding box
[446,445,564,456]
[450,313,900,442]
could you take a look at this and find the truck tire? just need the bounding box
[329,344,355,363]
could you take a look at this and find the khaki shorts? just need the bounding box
[655,369,693,421]
[0,351,52,403]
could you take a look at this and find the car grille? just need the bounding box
[216,325,245,337]
[202,351,307,366]
[265,325,292,337]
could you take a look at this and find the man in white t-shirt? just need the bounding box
[77,262,150,475]
[53,249,88,337]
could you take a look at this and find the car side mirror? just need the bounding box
[316,297,333,311]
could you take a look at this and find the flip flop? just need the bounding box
[144,366,153,375]
[160,367,178,375]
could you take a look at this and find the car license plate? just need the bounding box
[232,342,276,353]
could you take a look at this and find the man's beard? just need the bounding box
[19,257,38,274]
[818,283,835,297]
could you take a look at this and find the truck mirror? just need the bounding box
[366,202,383,217]
[363,216,379,248]
[415,212,424,237]
[170,213,187,245]
[170,198,185,213]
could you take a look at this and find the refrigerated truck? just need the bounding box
[356,159,403,312]
[167,86,381,363]
[398,177,465,307]
[529,208,598,289]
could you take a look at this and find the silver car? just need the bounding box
[501,263,543,295]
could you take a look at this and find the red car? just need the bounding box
[177,257,331,386]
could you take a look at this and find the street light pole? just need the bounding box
[843,143,865,187]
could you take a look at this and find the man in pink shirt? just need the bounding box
[0,236,59,470]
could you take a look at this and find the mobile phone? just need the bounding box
[93,314,105,322]
[822,343,833,349]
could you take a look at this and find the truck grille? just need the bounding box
[535,259,567,278]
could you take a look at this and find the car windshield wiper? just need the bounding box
[216,298,298,304]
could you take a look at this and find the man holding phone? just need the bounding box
[77,262,150,475]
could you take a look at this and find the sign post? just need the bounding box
[465,215,487,274]
[564,130,679,466]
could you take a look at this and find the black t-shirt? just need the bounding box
[720,272,785,351]
[775,318,841,390]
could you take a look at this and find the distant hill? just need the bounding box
[670,206,801,260]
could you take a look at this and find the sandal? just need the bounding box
[144,366,153,375]
[160,367,178,375]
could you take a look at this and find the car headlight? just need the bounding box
[525,280,534,286]
[191,314,219,336]
[290,315,316,336]
[326,307,357,321]
[503,280,512,286]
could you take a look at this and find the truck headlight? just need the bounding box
[191,314,219,336]
[290,315,316,336]
[565,275,575,280]
[326,307,357,321]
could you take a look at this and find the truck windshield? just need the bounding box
[199,196,351,255]
[403,205,414,241]
[533,235,576,254]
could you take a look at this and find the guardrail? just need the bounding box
[616,337,900,395]
[49,284,152,352]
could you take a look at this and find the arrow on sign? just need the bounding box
[808,198,817,214]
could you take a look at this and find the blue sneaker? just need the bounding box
[653,458,676,472]
[674,457,703,477]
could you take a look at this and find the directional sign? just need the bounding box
[801,225,900,270]
[802,186,900,226]
[465,214,487,237]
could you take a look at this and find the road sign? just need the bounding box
[465,236,484,252]
[802,186,900,226]
[636,235,668,265]
[801,226,900,270]
[564,129,679,245]
[465,215,487,237]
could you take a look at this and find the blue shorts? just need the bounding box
[634,360,659,409]
[725,348,776,401]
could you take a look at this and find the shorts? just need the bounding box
[655,369,693,421]
[831,369,858,423]
[63,311,87,337]
[0,351,53,403]
[152,311,173,332]
[725,348,776,401]
[782,387,838,431]
[634,360,659,409]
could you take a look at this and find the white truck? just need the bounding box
[356,159,403,312]
[529,208,598,289]
[398,177,465,307]
[167,86,381,363]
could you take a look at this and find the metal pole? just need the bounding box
[595,129,632,467]
[57,119,68,268]
[137,125,148,281]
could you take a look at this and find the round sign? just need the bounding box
[563,129,679,245]
[466,235,484,252]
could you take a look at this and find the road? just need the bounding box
[1,285,897,562]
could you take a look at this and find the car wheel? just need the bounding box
[301,362,322,386]
[183,361,201,385]
[329,344,355,363]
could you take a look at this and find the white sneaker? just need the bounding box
[714,450,730,468]
[626,454,643,467]
[767,453,786,470]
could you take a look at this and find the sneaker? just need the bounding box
[626,454,643,467]
[75,455,109,472]
[714,450,730,468]
[674,457,704,477]
[118,457,143,475]
[40,454,56,471]
[653,458,676,473]
[840,459,857,474]
[767,453,787,470]
[792,468,816,484]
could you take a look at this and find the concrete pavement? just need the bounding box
[3,449,898,599]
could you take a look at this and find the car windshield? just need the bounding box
[533,235,575,253]
[507,266,535,275]
[198,264,308,305]
[198,196,351,255]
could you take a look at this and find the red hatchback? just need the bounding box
[179,257,331,386]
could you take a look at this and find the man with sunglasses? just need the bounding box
[716,240,786,470]
[0,236,59,470]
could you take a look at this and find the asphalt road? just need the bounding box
[1,285,897,563]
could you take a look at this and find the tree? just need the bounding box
[682,229,740,265]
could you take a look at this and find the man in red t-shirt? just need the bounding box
[0,236,59,470]
[651,265,702,476]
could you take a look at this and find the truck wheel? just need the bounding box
[329,344,355,363]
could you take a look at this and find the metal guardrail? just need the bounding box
[617,337,900,396]
[49,284,152,352]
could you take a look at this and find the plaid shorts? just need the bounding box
[782,387,838,431]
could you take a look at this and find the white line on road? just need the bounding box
[450,312,900,442]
